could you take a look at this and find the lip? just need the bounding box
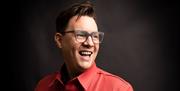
[78,50,93,61]
[79,51,92,56]
[79,55,91,61]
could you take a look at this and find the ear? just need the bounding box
[54,33,63,48]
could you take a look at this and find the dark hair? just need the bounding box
[56,1,96,33]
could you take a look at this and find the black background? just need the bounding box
[5,0,179,91]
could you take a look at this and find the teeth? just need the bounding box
[81,52,91,55]
[79,51,92,56]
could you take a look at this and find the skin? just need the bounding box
[55,15,99,79]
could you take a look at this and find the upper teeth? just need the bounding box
[81,52,91,55]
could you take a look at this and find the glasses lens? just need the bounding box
[92,32,104,43]
[75,31,104,43]
[75,31,87,42]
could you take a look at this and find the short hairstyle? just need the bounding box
[56,1,96,34]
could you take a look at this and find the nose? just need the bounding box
[83,36,94,47]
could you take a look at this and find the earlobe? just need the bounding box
[54,33,63,48]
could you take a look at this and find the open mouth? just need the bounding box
[79,50,93,57]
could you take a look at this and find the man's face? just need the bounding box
[56,16,99,72]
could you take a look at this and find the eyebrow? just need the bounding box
[73,29,98,32]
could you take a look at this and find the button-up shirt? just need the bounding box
[35,63,133,91]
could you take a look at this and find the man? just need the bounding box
[35,1,133,91]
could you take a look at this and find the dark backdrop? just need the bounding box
[8,0,179,91]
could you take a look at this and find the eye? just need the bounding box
[76,31,86,38]
[92,33,99,39]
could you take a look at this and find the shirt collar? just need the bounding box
[49,63,98,90]
[48,71,63,87]
[77,63,98,90]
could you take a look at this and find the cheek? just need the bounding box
[72,42,81,52]
[63,38,80,53]
[61,37,74,51]
[95,44,99,52]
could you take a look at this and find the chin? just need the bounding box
[78,61,93,70]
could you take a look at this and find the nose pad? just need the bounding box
[83,36,94,47]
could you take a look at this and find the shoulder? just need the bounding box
[34,72,59,91]
[97,68,133,91]
[37,72,58,85]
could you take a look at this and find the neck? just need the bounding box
[65,64,84,80]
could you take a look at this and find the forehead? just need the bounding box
[66,16,98,32]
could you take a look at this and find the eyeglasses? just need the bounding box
[62,30,104,44]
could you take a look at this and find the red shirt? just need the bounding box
[35,63,133,91]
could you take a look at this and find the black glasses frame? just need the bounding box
[62,30,104,43]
